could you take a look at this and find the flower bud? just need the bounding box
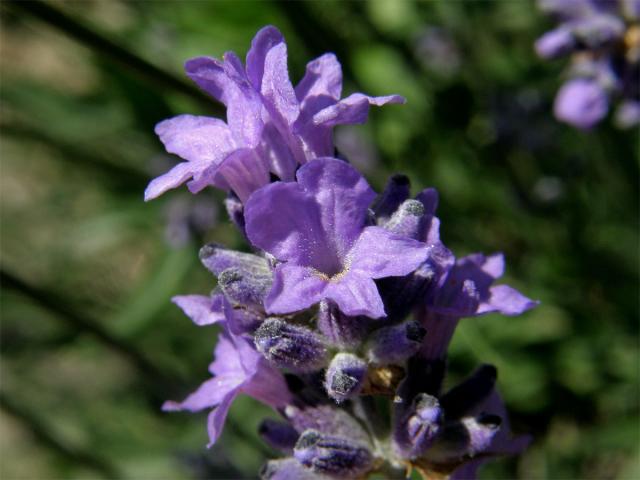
[424,414,502,464]
[366,320,426,365]
[260,458,321,480]
[199,243,270,276]
[254,318,328,372]
[573,15,625,49]
[324,353,367,403]
[294,429,373,478]
[384,199,425,239]
[373,174,411,222]
[218,266,272,308]
[258,419,299,452]
[393,393,442,459]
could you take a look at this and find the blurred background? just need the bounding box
[1,1,638,479]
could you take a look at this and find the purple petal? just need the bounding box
[415,187,439,215]
[212,148,270,202]
[184,56,227,103]
[171,294,226,326]
[242,361,293,407]
[325,271,386,318]
[477,285,539,316]
[185,56,263,147]
[312,93,405,127]
[206,391,238,446]
[554,79,609,130]
[162,376,242,413]
[144,162,196,201]
[209,332,244,377]
[297,158,376,258]
[264,264,328,315]
[155,114,235,164]
[246,26,285,92]
[244,182,328,267]
[349,226,429,279]
[535,28,575,59]
[296,53,343,120]
[261,42,300,127]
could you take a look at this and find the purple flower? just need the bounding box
[163,328,291,446]
[554,78,609,129]
[535,0,639,129]
[244,158,430,318]
[420,253,538,360]
[145,26,404,203]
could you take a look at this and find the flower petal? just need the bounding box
[211,148,271,202]
[246,26,285,92]
[155,114,235,163]
[297,158,376,258]
[264,264,328,315]
[144,161,196,201]
[312,93,405,127]
[185,56,263,147]
[172,294,226,326]
[477,285,539,316]
[206,391,238,446]
[349,226,429,279]
[325,271,386,318]
[244,182,329,266]
[295,53,343,119]
[209,332,244,377]
[162,375,242,413]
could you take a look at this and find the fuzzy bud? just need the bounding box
[294,429,373,478]
[393,393,442,459]
[366,320,426,365]
[384,199,425,238]
[199,243,269,277]
[324,353,368,403]
[254,319,328,372]
[424,414,502,464]
[260,458,321,480]
[218,266,272,308]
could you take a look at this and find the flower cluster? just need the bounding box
[148,26,537,479]
[535,0,640,129]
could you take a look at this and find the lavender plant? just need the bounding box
[535,0,640,129]
[147,26,537,479]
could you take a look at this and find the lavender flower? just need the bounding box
[145,26,403,202]
[163,327,291,445]
[152,25,538,479]
[244,157,430,318]
[535,0,640,129]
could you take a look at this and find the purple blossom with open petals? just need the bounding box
[163,328,291,446]
[420,252,538,360]
[244,158,430,319]
[145,26,404,203]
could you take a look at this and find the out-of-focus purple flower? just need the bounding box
[554,78,609,129]
[615,99,640,126]
[536,0,640,129]
[163,328,291,446]
[535,27,576,59]
[245,158,430,318]
[145,26,403,203]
